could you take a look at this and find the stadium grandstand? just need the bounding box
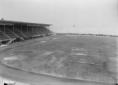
[0,19,52,46]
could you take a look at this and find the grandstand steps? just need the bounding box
[7,28,21,38]
[0,20,52,45]
[0,28,16,39]
[22,32,32,38]
[0,29,10,40]
[0,32,9,40]
[13,29,26,39]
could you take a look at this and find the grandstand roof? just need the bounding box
[0,20,51,26]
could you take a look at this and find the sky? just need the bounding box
[0,0,118,35]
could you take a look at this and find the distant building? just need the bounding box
[0,19,52,45]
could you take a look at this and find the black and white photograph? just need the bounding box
[0,0,118,85]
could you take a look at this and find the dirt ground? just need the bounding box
[0,34,117,85]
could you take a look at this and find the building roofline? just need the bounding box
[0,20,51,26]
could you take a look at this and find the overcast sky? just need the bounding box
[0,0,118,35]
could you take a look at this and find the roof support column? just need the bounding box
[3,24,5,32]
[20,24,22,32]
[20,24,26,38]
[27,24,28,33]
[29,25,33,33]
[13,24,14,32]
[3,24,10,39]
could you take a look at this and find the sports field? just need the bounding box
[0,34,117,85]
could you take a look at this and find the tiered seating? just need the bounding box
[0,20,51,46]
[25,27,37,37]
[3,29,17,39]
[13,28,26,39]
[15,27,32,39]
[36,28,51,36]
[0,32,9,41]
[22,31,32,38]
[42,29,51,35]
[0,27,51,41]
